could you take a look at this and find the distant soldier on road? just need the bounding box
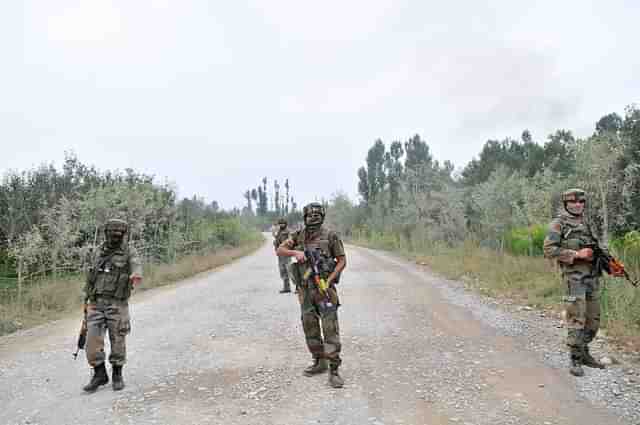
[273,218,292,294]
[543,189,621,377]
[82,219,143,392]
[277,202,347,388]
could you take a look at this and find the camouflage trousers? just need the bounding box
[278,256,291,291]
[297,282,341,368]
[564,274,600,355]
[86,297,131,367]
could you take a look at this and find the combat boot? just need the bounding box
[83,363,109,393]
[279,288,292,294]
[328,365,344,388]
[112,365,125,391]
[303,358,328,376]
[582,346,605,369]
[569,354,584,377]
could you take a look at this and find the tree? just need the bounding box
[404,135,436,195]
[261,177,268,215]
[274,179,280,216]
[284,179,290,214]
[244,190,253,214]
[384,141,404,209]
[543,130,576,176]
[366,139,386,203]
[596,112,623,136]
[575,134,623,243]
[357,166,369,205]
[404,134,432,173]
[471,167,528,250]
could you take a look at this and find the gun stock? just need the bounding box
[72,306,88,360]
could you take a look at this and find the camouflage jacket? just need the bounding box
[543,210,608,276]
[84,243,142,302]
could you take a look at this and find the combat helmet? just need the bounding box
[104,218,128,235]
[277,217,287,225]
[303,202,325,220]
[561,188,587,203]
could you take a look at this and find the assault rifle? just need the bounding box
[586,243,638,287]
[303,248,338,308]
[72,304,88,359]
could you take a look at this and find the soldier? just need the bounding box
[277,202,347,388]
[82,219,143,392]
[543,189,617,376]
[273,218,292,294]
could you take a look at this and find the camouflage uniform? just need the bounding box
[287,226,344,367]
[274,219,292,293]
[83,219,142,392]
[543,189,606,376]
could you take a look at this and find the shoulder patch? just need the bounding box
[549,220,562,233]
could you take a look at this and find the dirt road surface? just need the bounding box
[1,239,636,425]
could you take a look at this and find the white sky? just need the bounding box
[2,1,639,208]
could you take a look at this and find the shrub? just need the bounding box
[505,224,546,256]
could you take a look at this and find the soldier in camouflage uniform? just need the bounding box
[82,219,143,392]
[277,202,347,388]
[543,189,608,377]
[274,218,292,294]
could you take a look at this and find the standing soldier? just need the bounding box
[274,218,292,294]
[82,219,143,392]
[543,189,616,376]
[277,202,347,388]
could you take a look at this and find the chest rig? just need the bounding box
[276,228,290,246]
[88,246,132,301]
[292,227,334,285]
[559,216,598,251]
[558,214,599,274]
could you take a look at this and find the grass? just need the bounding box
[351,234,640,352]
[0,237,264,336]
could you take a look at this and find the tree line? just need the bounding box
[0,153,255,286]
[328,104,640,256]
[242,177,303,227]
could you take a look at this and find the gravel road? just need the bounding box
[1,239,638,425]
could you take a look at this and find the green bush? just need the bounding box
[505,224,546,256]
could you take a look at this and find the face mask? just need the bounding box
[106,231,124,249]
[305,212,323,231]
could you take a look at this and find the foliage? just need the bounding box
[0,155,259,285]
[504,225,547,256]
[330,103,640,347]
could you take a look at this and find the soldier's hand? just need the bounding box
[130,275,143,286]
[294,251,306,263]
[608,259,626,277]
[576,248,593,261]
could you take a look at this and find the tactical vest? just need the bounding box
[291,227,337,284]
[87,246,133,301]
[558,214,598,274]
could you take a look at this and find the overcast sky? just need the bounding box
[2,1,639,209]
